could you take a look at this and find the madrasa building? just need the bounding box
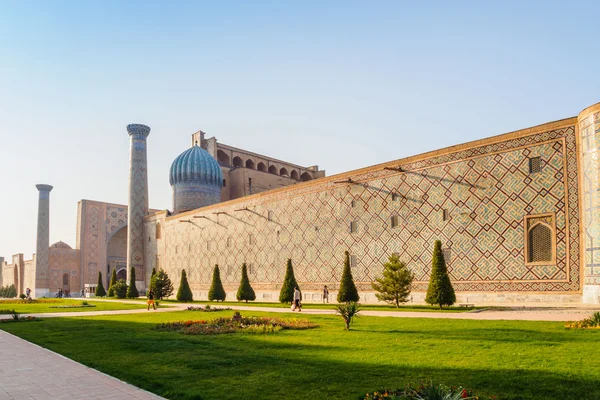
[2,102,600,305]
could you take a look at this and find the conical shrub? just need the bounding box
[425,240,456,308]
[107,268,117,297]
[279,259,300,303]
[337,251,359,303]
[126,267,139,298]
[236,263,256,302]
[176,269,194,302]
[208,264,226,302]
[95,271,107,297]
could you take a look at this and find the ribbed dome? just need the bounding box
[169,144,223,187]
[51,241,72,249]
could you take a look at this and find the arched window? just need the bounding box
[217,150,230,166]
[156,223,162,239]
[246,159,255,169]
[232,157,243,168]
[300,172,313,181]
[268,165,278,174]
[290,170,299,180]
[280,167,289,177]
[257,162,267,172]
[525,214,555,264]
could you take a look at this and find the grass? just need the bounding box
[131,298,483,313]
[1,309,598,400]
[0,299,148,313]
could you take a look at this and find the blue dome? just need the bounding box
[169,145,223,187]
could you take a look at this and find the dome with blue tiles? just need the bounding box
[169,144,223,186]
[169,143,223,213]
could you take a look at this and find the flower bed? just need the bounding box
[185,305,232,312]
[156,316,317,335]
[565,311,600,330]
[48,304,97,309]
[362,381,491,400]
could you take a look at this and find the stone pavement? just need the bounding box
[0,329,164,400]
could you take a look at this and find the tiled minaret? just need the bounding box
[35,184,53,298]
[579,103,600,303]
[126,124,150,287]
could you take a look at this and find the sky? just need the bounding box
[0,0,599,259]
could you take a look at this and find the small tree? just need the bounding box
[279,258,300,303]
[208,264,226,302]
[151,267,156,278]
[337,251,359,303]
[95,271,107,297]
[176,269,194,302]
[107,269,118,297]
[126,267,139,298]
[425,240,456,309]
[371,254,414,307]
[150,270,174,300]
[112,279,128,299]
[7,284,17,298]
[236,263,256,302]
[335,302,361,330]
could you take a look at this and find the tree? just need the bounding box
[371,253,414,307]
[150,270,173,300]
[151,268,157,279]
[236,263,256,302]
[112,279,128,299]
[335,302,361,330]
[337,251,359,303]
[95,271,107,297]
[107,269,118,297]
[425,240,456,309]
[126,267,139,298]
[208,264,226,302]
[176,269,193,302]
[279,258,300,303]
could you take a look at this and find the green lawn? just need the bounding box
[0,299,148,313]
[150,299,483,313]
[1,309,597,400]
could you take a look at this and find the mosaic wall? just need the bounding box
[149,125,581,294]
[579,109,600,285]
[48,243,80,294]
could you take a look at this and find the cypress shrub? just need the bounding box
[425,240,456,309]
[8,284,17,298]
[107,269,118,297]
[112,279,128,299]
[279,258,300,303]
[176,269,194,302]
[151,268,157,279]
[95,271,107,297]
[0,286,5,297]
[236,263,256,302]
[208,264,226,302]
[126,267,139,298]
[337,251,359,303]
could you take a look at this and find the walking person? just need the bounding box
[293,287,302,312]
[322,285,329,303]
[147,289,157,311]
[25,288,31,300]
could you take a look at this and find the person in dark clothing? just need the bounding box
[147,289,157,310]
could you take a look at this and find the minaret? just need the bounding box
[126,124,150,288]
[35,184,53,298]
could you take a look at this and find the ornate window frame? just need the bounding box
[524,213,556,266]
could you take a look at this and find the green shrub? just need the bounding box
[19,294,26,300]
[208,264,226,302]
[337,251,359,303]
[236,263,256,302]
[279,259,300,304]
[371,253,414,307]
[361,381,481,399]
[95,271,107,297]
[335,302,360,330]
[425,240,456,309]
[112,279,128,299]
[107,269,117,297]
[176,269,194,302]
[150,270,173,300]
[126,267,139,298]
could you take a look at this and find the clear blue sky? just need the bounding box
[0,1,598,259]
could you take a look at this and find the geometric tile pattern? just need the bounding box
[579,109,600,285]
[149,125,581,294]
[126,124,150,280]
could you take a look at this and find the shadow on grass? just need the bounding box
[1,313,598,400]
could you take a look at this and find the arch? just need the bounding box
[279,167,289,177]
[156,222,162,239]
[268,165,278,174]
[245,159,255,169]
[232,156,243,168]
[257,162,267,172]
[290,170,299,180]
[107,225,127,284]
[527,222,553,263]
[116,268,127,281]
[217,150,230,166]
[62,273,70,296]
[300,172,313,181]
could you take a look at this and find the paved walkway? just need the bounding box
[0,330,164,400]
